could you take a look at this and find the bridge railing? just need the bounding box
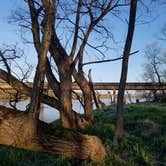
[0,82,166,90]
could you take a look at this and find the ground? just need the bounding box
[0,102,166,166]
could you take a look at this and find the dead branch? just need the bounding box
[88,69,100,109]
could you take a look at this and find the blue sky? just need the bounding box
[0,0,166,82]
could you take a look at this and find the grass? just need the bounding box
[0,102,166,166]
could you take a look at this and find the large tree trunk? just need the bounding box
[0,106,106,163]
[59,66,77,129]
[114,0,138,144]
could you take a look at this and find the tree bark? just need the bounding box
[59,66,77,129]
[114,0,138,144]
[0,106,107,163]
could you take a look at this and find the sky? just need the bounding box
[0,0,166,83]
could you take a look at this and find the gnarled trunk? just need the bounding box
[0,106,107,163]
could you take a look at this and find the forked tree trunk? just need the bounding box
[0,106,107,163]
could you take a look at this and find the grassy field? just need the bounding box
[0,102,166,166]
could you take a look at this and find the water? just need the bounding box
[1,99,111,123]
[0,97,145,123]
[0,100,60,123]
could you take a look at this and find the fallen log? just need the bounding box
[0,106,107,163]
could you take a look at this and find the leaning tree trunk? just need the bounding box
[114,0,138,144]
[0,106,107,163]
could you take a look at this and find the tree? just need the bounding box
[0,0,131,162]
[114,0,138,144]
[142,43,166,101]
[7,0,132,130]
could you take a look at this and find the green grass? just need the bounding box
[0,102,166,166]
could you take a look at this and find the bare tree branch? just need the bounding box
[83,50,139,66]
[69,0,82,58]
[73,0,115,68]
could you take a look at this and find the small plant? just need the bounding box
[132,143,153,166]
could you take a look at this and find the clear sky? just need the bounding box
[0,0,166,82]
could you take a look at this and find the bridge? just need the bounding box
[73,82,166,90]
[0,82,166,90]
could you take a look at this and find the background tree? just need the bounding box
[142,43,166,101]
